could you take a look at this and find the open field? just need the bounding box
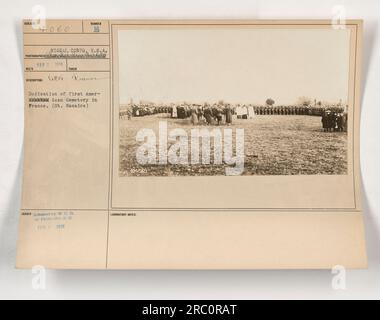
[119,114,348,176]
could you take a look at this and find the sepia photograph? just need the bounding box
[117,25,351,177]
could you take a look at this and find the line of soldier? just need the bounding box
[121,103,346,118]
[119,105,171,119]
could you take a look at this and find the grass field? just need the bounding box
[119,114,348,176]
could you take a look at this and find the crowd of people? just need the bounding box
[172,104,239,126]
[322,110,348,132]
[119,102,348,131]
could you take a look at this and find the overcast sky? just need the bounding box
[118,26,351,105]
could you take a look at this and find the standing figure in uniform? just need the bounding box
[197,106,204,124]
[322,111,328,132]
[336,113,344,132]
[172,105,178,118]
[327,111,335,132]
[225,105,233,126]
[190,108,198,125]
[216,108,223,126]
[204,107,213,125]
[343,113,348,132]
[332,112,338,131]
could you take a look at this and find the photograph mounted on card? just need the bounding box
[17,20,366,270]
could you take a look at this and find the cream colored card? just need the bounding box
[17,20,367,269]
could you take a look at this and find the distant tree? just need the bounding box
[266,98,275,106]
[297,96,312,107]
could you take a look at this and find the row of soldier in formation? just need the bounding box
[119,103,348,130]
[120,103,347,119]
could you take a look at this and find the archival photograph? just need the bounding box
[117,26,351,177]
